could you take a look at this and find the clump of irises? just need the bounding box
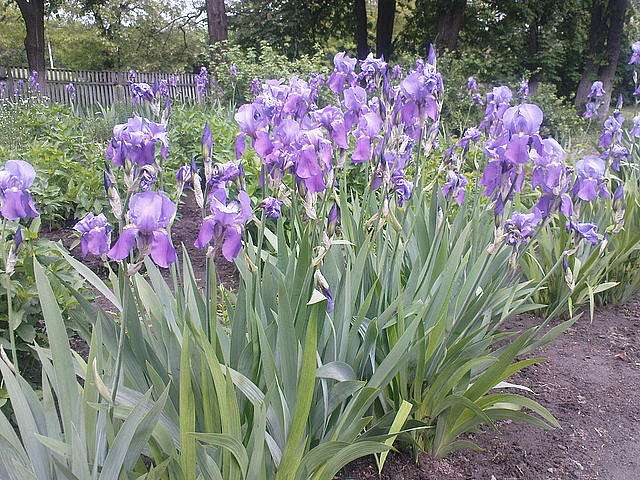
[70,43,638,289]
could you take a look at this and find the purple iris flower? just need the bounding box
[230,64,238,78]
[260,196,282,219]
[632,116,640,137]
[294,141,329,193]
[128,70,137,83]
[442,170,468,205]
[130,83,155,103]
[250,78,262,96]
[106,117,169,167]
[567,221,601,245]
[573,155,609,202]
[235,103,266,138]
[427,44,437,65]
[28,71,41,93]
[195,191,252,261]
[360,53,388,90]
[343,85,367,127]
[504,211,541,246]
[352,110,383,163]
[598,113,623,148]
[481,86,513,130]
[202,122,213,161]
[65,82,76,99]
[312,106,348,148]
[588,81,605,99]
[629,41,640,65]
[208,161,243,192]
[603,145,629,172]
[15,80,24,97]
[467,76,478,92]
[531,138,567,194]
[0,160,39,221]
[518,78,529,98]
[108,191,177,267]
[583,102,597,119]
[153,80,170,99]
[400,70,439,126]
[634,85,640,97]
[196,67,209,98]
[327,202,340,236]
[176,161,197,184]
[391,65,403,79]
[503,103,543,135]
[74,213,111,257]
[328,52,357,94]
[458,127,481,149]
[613,184,624,203]
[139,168,157,191]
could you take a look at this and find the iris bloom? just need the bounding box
[598,113,623,148]
[631,116,640,137]
[328,52,357,94]
[130,83,154,103]
[196,67,209,97]
[588,81,605,99]
[65,82,76,99]
[195,191,252,261]
[629,41,640,65]
[573,156,609,202]
[442,170,467,205]
[260,196,282,219]
[504,211,541,246]
[106,117,169,167]
[0,160,39,221]
[567,221,601,245]
[108,191,177,267]
[74,213,111,256]
[502,104,543,135]
[467,76,478,92]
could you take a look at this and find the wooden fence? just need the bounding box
[0,67,200,109]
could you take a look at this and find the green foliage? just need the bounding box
[529,83,587,143]
[208,42,331,104]
[0,219,86,386]
[521,163,640,317]
[228,0,354,59]
[0,100,106,223]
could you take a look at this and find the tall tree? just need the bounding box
[435,0,466,51]
[206,0,227,45]
[376,0,396,59]
[598,0,628,113]
[354,0,368,59]
[14,0,46,75]
[575,0,607,109]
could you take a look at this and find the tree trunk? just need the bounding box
[597,0,628,115]
[375,0,396,60]
[575,0,606,109]
[435,0,466,51]
[526,12,542,94]
[15,0,46,76]
[354,0,369,59]
[206,0,228,45]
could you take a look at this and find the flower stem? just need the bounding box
[0,220,17,371]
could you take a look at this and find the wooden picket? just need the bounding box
[0,66,200,109]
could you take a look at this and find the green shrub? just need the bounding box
[207,41,331,103]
